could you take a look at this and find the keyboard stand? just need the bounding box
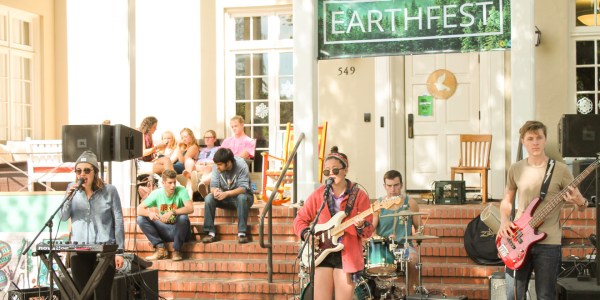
[37,251,115,300]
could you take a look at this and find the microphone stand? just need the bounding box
[297,184,331,299]
[22,188,77,298]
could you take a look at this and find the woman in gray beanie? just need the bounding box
[60,150,125,300]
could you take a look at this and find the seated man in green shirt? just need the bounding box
[137,169,194,261]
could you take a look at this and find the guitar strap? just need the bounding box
[344,183,359,216]
[539,159,556,200]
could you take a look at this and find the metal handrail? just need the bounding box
[259,132,304,283]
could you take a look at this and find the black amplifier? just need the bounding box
[434,180,466,205]
[8,287,61,300]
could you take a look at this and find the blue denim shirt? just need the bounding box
[60,184,125,252]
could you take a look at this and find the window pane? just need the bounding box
[0,15,6,42]
[12,19,31,46]
[280,77,293,100]
[279,52,292,75]
[576,1,600,26]
[280,102,293,124]
[279,14,293,40]
[253,125,269,148]
[577,94,596,114]
[252,16,268,40]
[577,41,595,65]
[235,17,250,41]
[236,78,250,100]
[576,67,595,91]
[236,54,251,76]
[253,54,268,76]
[253,78,268,99]
[253,102,269,124]
[235,102,251,122]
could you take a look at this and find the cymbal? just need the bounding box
[380,211,429,218]
[404,235,439,240]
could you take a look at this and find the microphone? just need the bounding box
[325,177,334,188]
[69,178,85,197]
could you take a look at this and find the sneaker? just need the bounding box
[191,171,199,192]
[238,235,249,244]
[198,182,208,198]
[171,251,183,261]
[146,247,168,261]
[202,235,217,244]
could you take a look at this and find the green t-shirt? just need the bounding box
[143,186,190,223]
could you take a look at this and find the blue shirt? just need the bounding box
[60,183,125,252]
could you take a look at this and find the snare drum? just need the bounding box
[365,237,396,276]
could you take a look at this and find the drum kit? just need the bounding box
[298,210,438,300]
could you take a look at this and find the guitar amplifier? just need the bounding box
[434,181,466,205]
[8,287,61,300]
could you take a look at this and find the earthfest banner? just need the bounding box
[318,0,511,59]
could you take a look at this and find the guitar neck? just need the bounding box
[331,207,374,236]
[330,195,402,236]
[530,159,600,228]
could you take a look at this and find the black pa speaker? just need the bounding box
[111,269,158,300]
[558,114,600,158]
[112,124,143,162]
[62,124,112,162]
[556,277,600,300]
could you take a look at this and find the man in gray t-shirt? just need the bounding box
[202,147,254,244]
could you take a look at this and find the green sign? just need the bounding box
[418,95,434,116]
[318,0,511,59]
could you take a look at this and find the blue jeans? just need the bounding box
[136,215,191,251]
[505,244,561,300]
[203,193,254,234]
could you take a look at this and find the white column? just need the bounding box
[511,0,536,161]
[294,0,319,201]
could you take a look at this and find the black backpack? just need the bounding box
[463,214,503,266]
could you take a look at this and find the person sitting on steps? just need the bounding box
[136,169,194,261]
[202,147,254,244]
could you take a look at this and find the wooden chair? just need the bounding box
[450,134,492,203]
[261,122,328,204]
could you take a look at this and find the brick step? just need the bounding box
[124,209,296,225]
[124,200,298,217]
[157,277,296,300]
[124,221,297,241]
[411,283,487,300]
[127,240,300,260]
[149,258,297,279]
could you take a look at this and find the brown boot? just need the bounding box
[171,251,183,261]
[146,247,168,261]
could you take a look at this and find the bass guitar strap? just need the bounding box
[539,159,556,201]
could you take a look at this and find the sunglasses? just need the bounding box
[322,168,341,176]
[75,168,92,175]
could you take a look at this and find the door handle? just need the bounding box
[408,114,414,139]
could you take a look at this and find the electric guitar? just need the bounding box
[300,195,405,267]
[496,159,600,270]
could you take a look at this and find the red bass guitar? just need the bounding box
[496,159,599,270]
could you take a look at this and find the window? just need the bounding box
[575,40,599,114]
[0,6,39,141]
[226,9,293,169]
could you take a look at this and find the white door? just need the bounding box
[405,53,481,190]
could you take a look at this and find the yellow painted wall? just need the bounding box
[318,58,377,193]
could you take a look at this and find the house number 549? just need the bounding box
[337,66,355,76]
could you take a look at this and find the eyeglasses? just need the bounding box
[322,168,341,176]
[204,136,215,139]
[75,168,92,175]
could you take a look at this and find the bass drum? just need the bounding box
[299,277,372,300]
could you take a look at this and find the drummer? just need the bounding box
[372,170,420,291]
